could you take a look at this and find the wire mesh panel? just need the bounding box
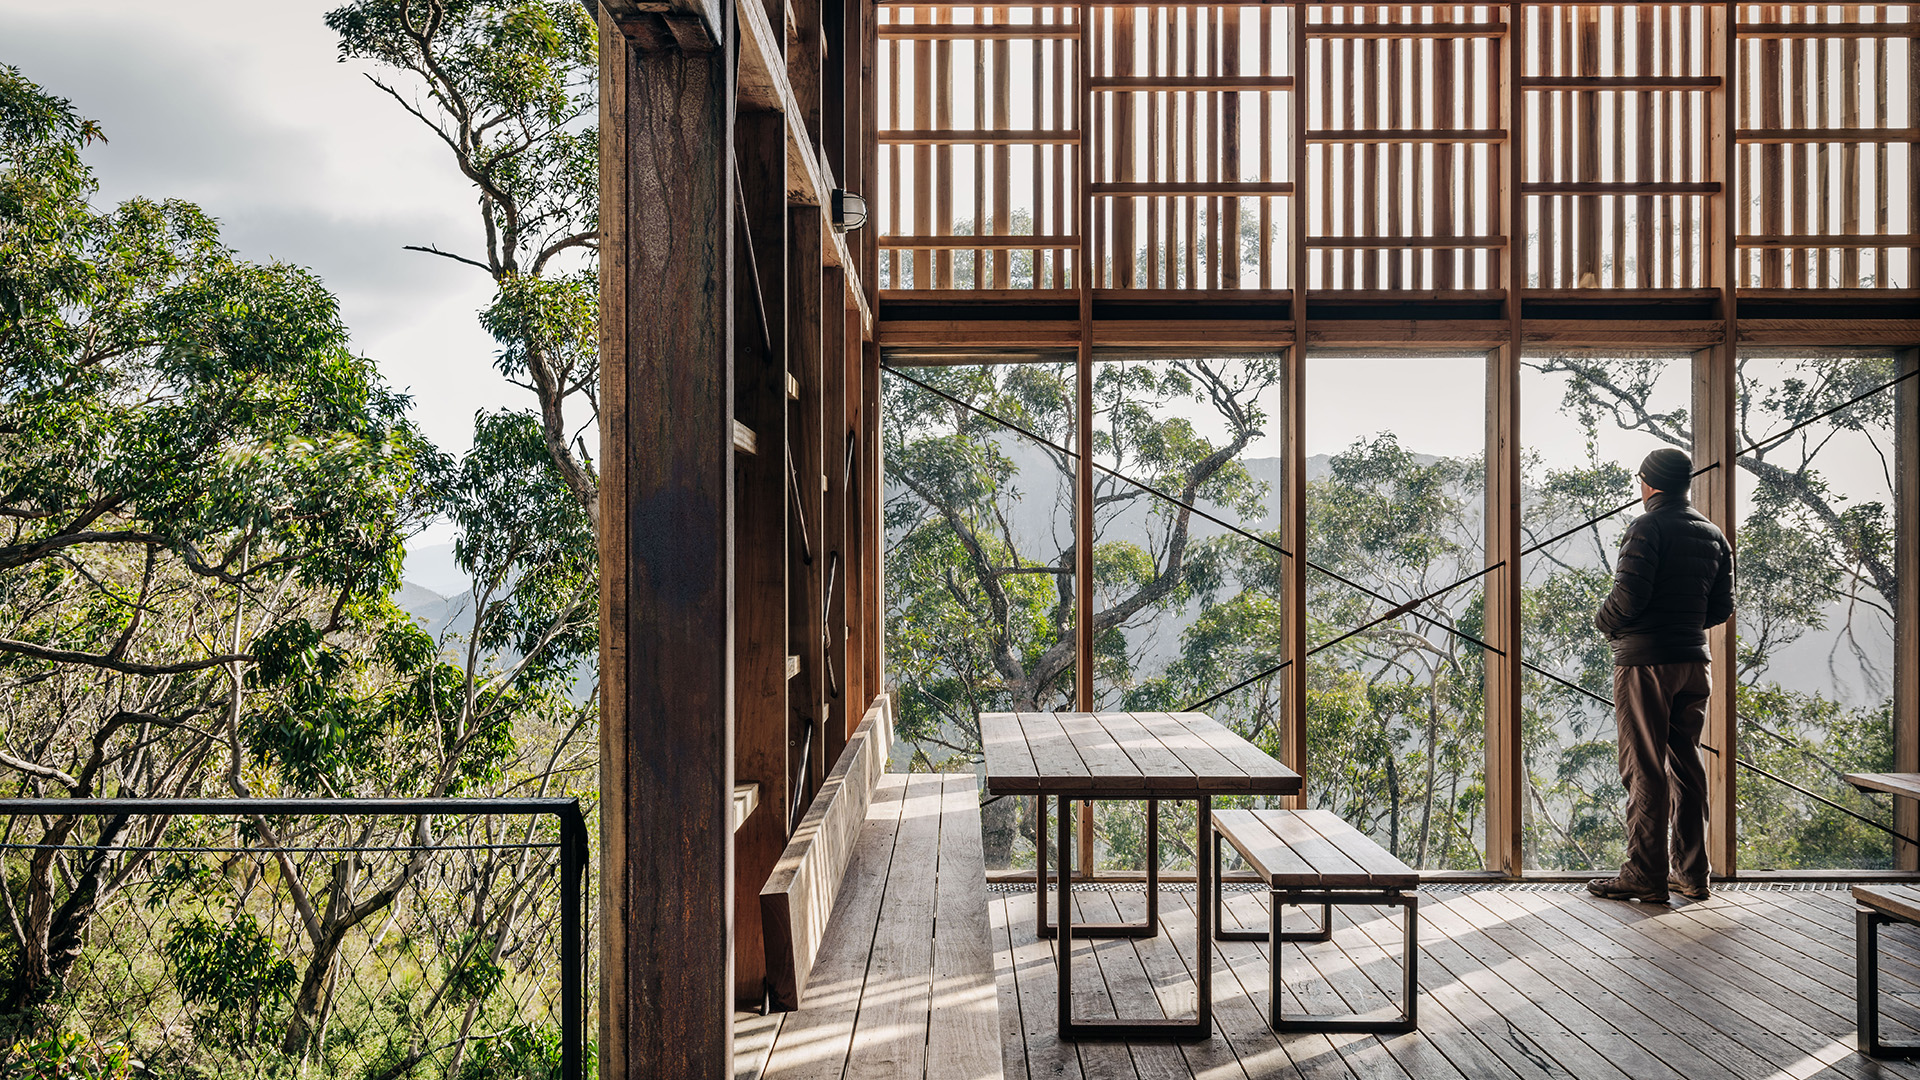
[0,803,588,1080]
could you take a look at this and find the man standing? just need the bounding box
[1588,448,1734,904]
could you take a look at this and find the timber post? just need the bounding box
[599,0,737,1074]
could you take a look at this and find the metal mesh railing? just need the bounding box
[0,798,588,1080]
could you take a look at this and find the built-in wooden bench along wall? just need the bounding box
[746,695,1002,1080]
[759,694,893,1010]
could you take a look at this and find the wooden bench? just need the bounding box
[1211,807,1419,1034]
[759,696,893,1011]
[744,695,1002,1080]
[1853,884,1920,1058]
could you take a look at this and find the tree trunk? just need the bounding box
[1,814,135,1016]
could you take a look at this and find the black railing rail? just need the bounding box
[0,796,590,1080]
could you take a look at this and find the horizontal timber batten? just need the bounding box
[1738,234,1920,249]
[1093,181,1296,196]
[1091,75,1295,91]
[1737,128,1920,143]
[1735,20,1920,37]
[1518,75,1722,89]
[1305,127,1507,142]
[880,235,1077,249]
[1305,20,1507,36]
[1522,182,1721,194]
[878,22,1080,38]
[879,129,1081,144]
[876,316,1920,349]
[1304,235,1507,249]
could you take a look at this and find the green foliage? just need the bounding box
[0,1033,135,1080]
[162,914,295,1044]
[441,932,506,1005]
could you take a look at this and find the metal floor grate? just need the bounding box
[986,880,1859,894]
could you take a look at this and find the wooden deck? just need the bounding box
[992,883,1920,1079]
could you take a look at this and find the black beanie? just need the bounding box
[1639,448,1693,493]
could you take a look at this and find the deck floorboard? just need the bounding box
[984,885,1920,1080]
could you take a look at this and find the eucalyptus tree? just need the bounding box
[325,0,600,528]
[0,65,442,1014]
[884,359,1273,862]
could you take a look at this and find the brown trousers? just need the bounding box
[1614,662,1711,889]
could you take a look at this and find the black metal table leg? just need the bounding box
[1859,905,1920,1057]
[1057,794,1211,1041]
[1270,888,1418,1035]
[1039,797,1160,940]
[1212,825,1332,943]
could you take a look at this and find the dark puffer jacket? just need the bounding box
[1595,490,1735,667]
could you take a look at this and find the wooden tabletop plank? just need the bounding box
[1130,712,1248,791]
[1257,809,1375,887]
[1015,711,1089,783]
[1093,712,1198,791]
[1055,712,1145,788]
[1855,884,1920,925]
[1169,711,1300,789]
[978,712,1037,788]
[1846,772,1920,799]
[982,710,1298,797]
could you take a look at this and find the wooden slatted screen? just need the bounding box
[875,1,1917,296]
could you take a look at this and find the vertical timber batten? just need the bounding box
[1282,0,1308,810]
[1483,0,1524,877]
[1074,0,1096,875]
[732,103,788,1008]
[1897,347,1919,870]
[599,8,736,1075]
[822,266,850,764]
[790,208,828,802]
[1700,0,1738,876]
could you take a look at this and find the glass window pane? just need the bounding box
[1734,353,1902,870]
[881,358,1078,871]
[1518,354,1692,871]
[1307,352,1488,871]
[1088,351,1289,872]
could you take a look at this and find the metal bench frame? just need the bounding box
[1858,902,1920,1058]
[1211,823,1418,1035]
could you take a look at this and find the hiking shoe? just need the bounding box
[1587,877,1669,904]
[1667,875,1709,902]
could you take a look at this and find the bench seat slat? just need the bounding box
[1213,809,1319,883]
[1214,808,1417,889]
[758,771,1004,1080]
[1294,810,1418,887]
[1262,809,1376,887]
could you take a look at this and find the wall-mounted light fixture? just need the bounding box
[830,189,868,233]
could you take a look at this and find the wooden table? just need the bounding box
[1847,773,1920,799]
[981,710,1302,1040]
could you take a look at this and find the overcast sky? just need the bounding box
[3,1,513,460]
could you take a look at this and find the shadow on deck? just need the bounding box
[992,882,1920,1080]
